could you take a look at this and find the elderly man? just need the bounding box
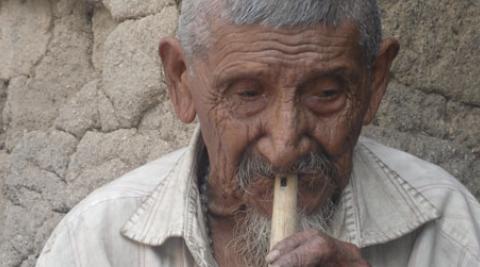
[37,0,480,266]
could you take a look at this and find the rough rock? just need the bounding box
[64,129,173,207]
[0,130,77,266]
[0,0,52,80]
[34,0,96,99]
[0,150,9,232]
[363,126,480,197]
[97,88,121,132]
[92,5,119,71]
[146,131,189,161]
[63,158,130,208]
[0,202,64,267]
[102,6,178,128]
[55,79,129,138]
[0,80,7,144]
[381,0,480,105]
[365,80,480,199]
[138,97,196,149]
[66,129,171,182]
[445,101,480,152]
[7,131,78,199]
[2,76,57,152]
[373,81,480,154]
[55,80,101,138]
[66,129,144,182]
[102,0,176,21]
[2,0,96,151]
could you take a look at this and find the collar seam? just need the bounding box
[348,170,362,245]
[120,150,189,244]
[360,143,439,219]
[353,142,440,247]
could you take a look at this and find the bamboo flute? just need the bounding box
[269,174,298,250]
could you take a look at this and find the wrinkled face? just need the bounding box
[161,19,397,218]
[185,21,373,217]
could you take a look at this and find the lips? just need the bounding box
[241,171,337,216]
[243,171,332,190]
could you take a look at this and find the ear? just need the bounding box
[363,38,400,125]
[159,37,196,123]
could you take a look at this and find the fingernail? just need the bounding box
[266,250,281,263]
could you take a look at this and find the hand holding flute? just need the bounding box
[266,174,369,267]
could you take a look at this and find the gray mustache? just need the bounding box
[236,149,339,190]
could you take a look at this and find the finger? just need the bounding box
[334,241,364,261]
[266,229,319,262]
[269,235,336,267]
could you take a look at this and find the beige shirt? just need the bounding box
[36,128,480,267]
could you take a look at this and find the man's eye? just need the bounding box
[226,79,264,100]
[224,80,268,118]
[302,85,346,115]
[238,89,261,99]
[317,89,339,99]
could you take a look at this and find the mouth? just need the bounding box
[204,144,344,219]
[236,148,339,200]
[240,171,338,215]
[254,172,331,187]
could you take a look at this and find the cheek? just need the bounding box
[311,99,364,158]
[197,102,264,182]
[189,69,267,186]
[215,117,267,170]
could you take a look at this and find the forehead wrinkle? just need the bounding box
[214,32,353,51]
[213,61,271,84]
[212,39,352,66]
[210,36,358,71]
[215,61,269,75]
[210,23,357,48]
[214,47,352,75]
[212,32,353,55]
[218,43,349,59]
[212,21,357,43]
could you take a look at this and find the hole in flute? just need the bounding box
[281,176,287,187]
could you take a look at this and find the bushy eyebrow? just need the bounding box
[299,66,352,84]
[213,65,270,89]
[213,63,359,92]
[297,66,360,91]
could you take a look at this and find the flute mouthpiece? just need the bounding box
[269,174,298,249]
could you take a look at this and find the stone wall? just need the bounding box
[0,0,478,266]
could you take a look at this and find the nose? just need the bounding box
[256,97,314,172]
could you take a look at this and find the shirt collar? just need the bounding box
[330,137,440,247]
[121,128,439,264]
[120,126,216,267]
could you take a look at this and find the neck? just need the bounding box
[198,167,246,266]
[207,192,245,216]
[209,215,245,267]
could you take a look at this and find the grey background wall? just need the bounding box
[0,0,478,266]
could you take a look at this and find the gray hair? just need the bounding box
[177,0,382,67]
